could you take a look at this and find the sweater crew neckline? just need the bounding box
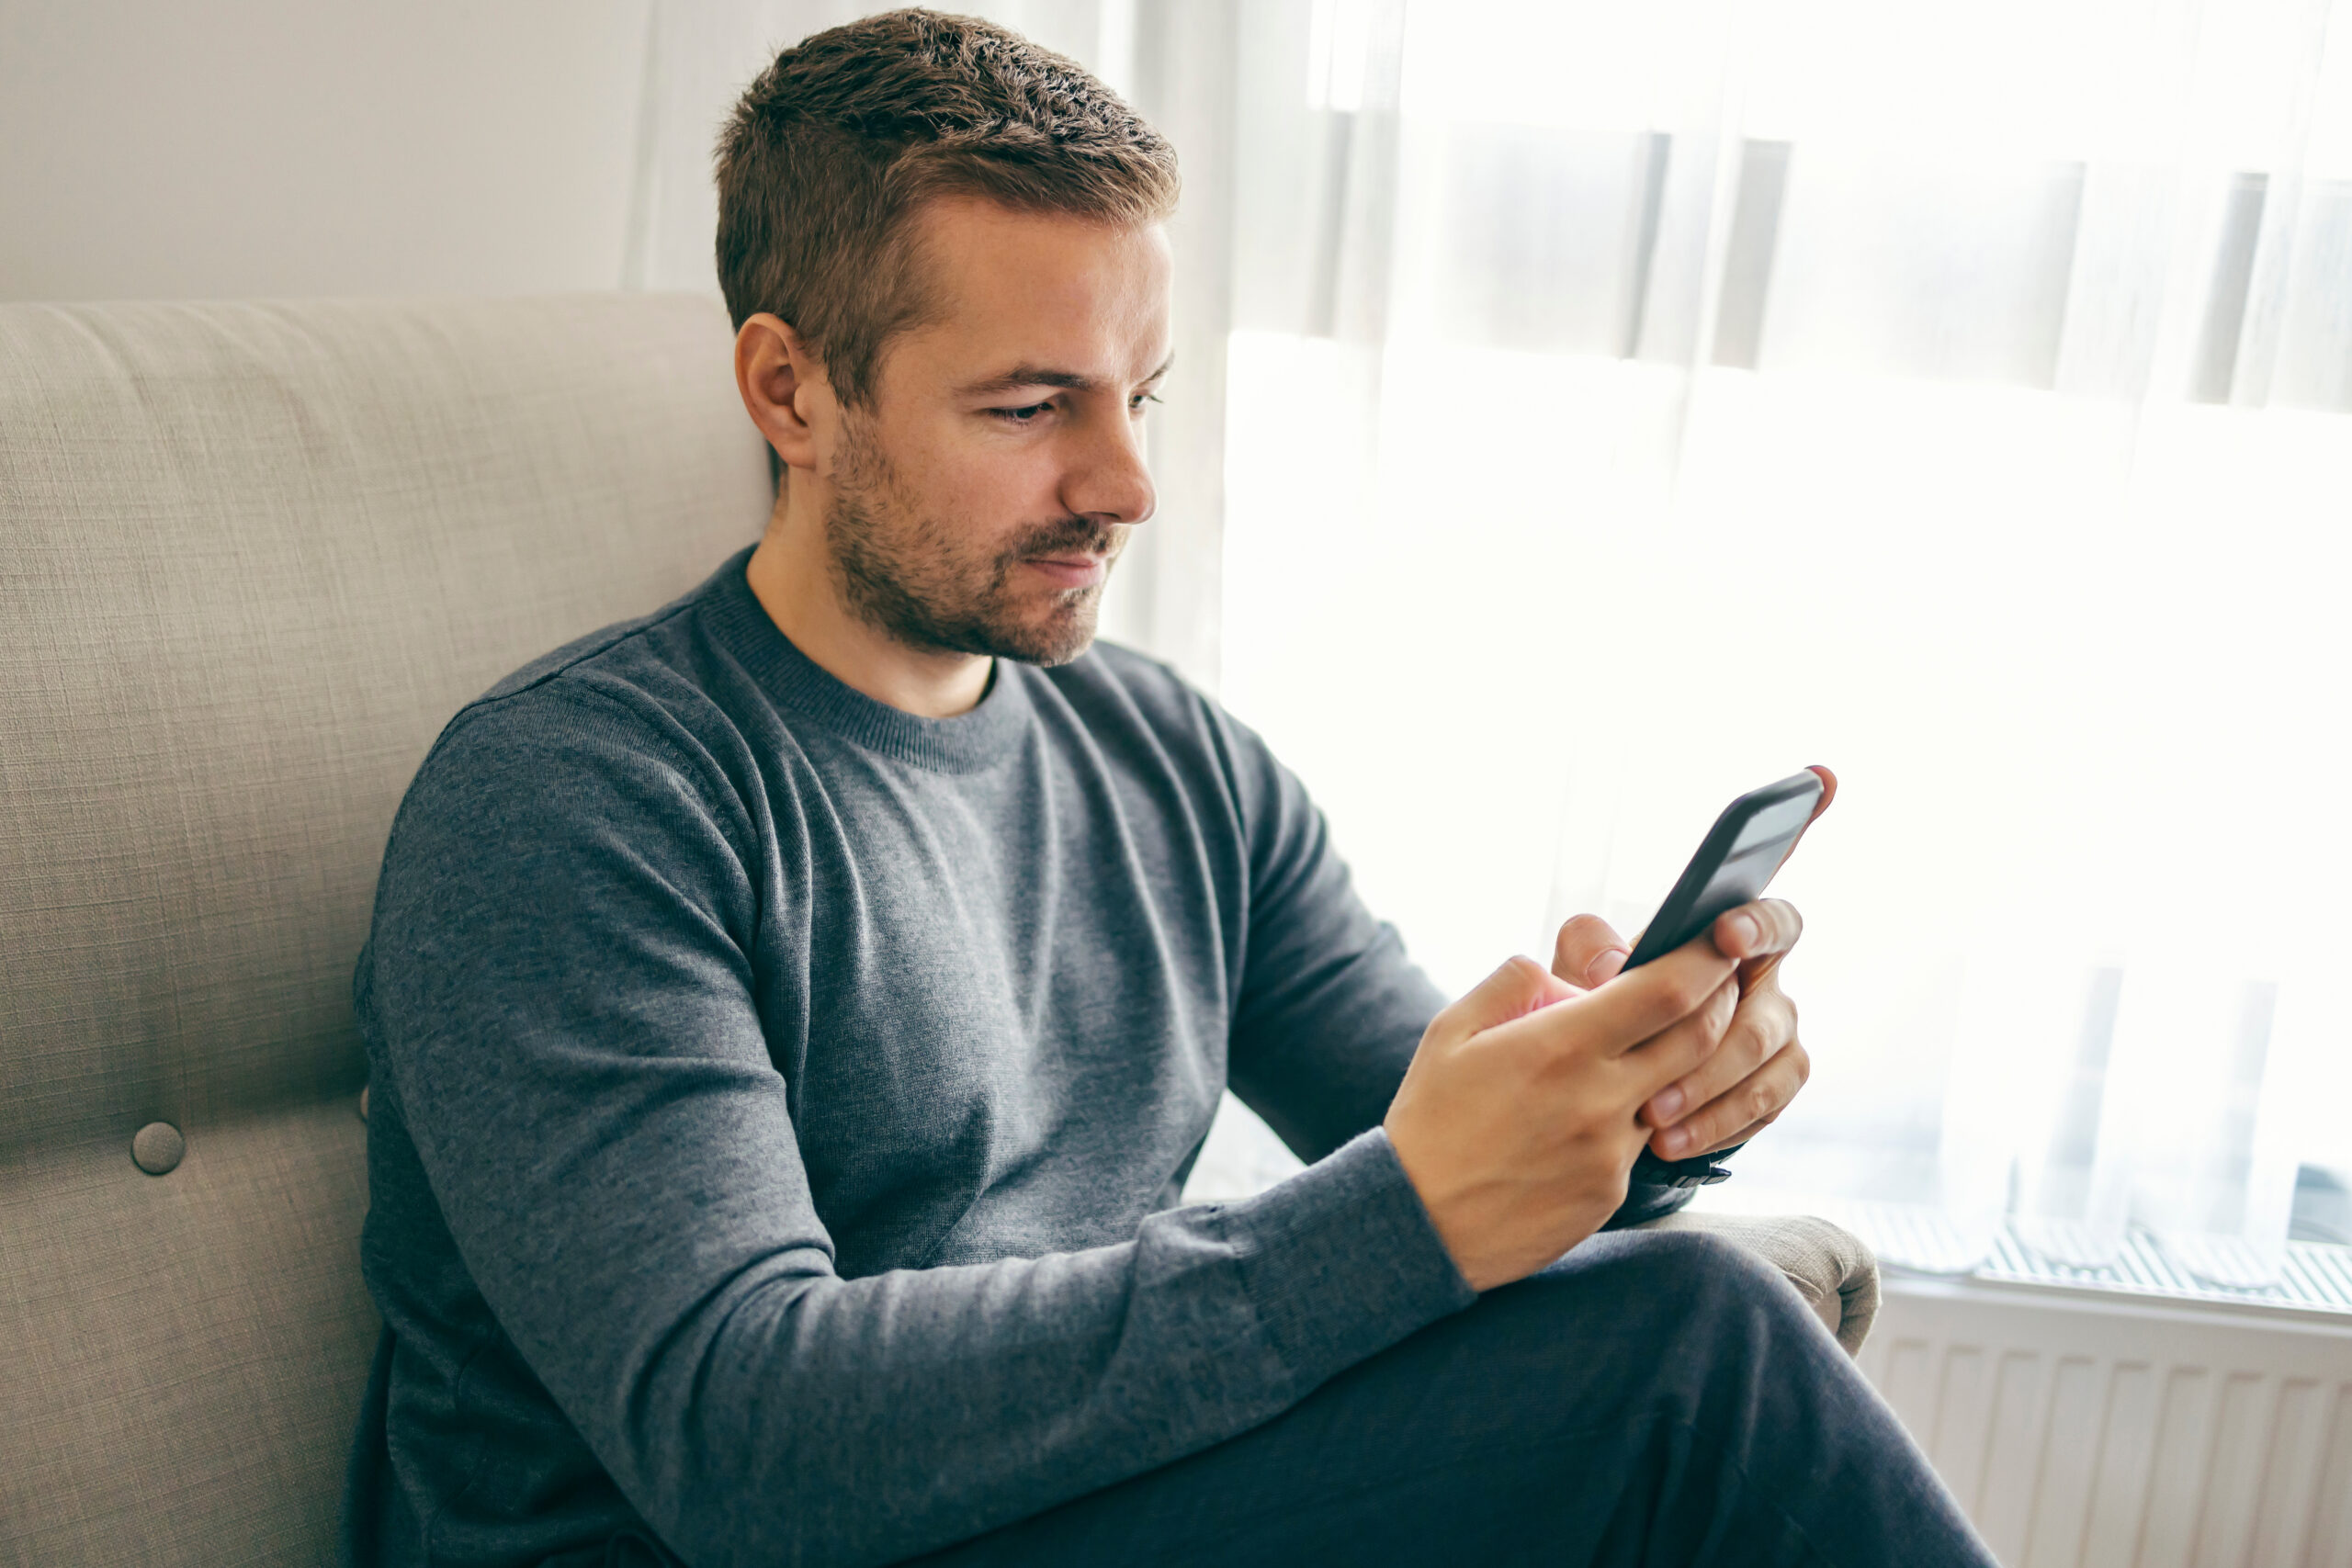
[698,546,1034,773]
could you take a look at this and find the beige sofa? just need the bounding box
[0,295,769,1562]
[0,293,1873,1564]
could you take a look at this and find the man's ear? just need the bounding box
[734,312,831,480]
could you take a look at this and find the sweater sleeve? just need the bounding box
[1210,705,1700,1218]
[358,684,1476,1568]
[1210,709,1448,1162]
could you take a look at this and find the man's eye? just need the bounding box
[1130,392,1164,412]
[989,402,1054,423]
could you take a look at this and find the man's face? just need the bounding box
[822,197,1173,667]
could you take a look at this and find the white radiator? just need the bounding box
[1864,1278,2352,1566]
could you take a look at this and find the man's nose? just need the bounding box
[1062,410,1156,528]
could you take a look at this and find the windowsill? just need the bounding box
[1893,1224,2352,1325]
[1725,1192,2352,1323]
[1877,1266,2352,1337]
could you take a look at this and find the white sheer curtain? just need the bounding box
[1211,0,2352,1278]
[623,0,2352,1277]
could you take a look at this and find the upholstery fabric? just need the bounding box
[0,295,769,1565]
[2,1101,377,1562]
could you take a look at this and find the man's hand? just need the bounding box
[1553,901,1810,1160]
[1383,942,1742,1292]
[1552,763,1833,1164]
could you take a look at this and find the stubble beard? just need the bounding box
[823,419,1125,668]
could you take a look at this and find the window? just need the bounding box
[1206,0,2352,1285]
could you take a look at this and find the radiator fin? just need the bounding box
[1864,1282,2352,1566]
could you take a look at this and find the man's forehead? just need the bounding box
[899,196,1173,384]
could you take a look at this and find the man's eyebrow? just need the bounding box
[957,354,1176,398]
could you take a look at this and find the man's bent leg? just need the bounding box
[904,1229,1995,1567]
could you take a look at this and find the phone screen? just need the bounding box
[1623,773,1823,971]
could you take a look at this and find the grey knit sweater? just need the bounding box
[345,546,1679,1568]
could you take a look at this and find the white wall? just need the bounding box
[0,0,650,301]
[0,0,1215,671]
[0,1,1150,306]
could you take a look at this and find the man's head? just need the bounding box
[718,9,1178,668]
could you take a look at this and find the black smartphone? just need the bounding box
[1620,769,1825,1189]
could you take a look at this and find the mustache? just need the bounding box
[1006,518,1127,564]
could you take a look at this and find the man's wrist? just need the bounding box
[1219,1127,1476,1392]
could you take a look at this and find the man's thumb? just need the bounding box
[1442,954,1578,1040]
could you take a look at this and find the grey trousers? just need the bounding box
[904,1227,1998,1567]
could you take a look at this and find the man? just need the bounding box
[345,11,1994,1566]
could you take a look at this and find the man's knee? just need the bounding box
[1405,1225,1838,1426]
[1559,1222,1786,1292]
[1532,1225,1826,1365]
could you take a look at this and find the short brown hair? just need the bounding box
[716,8,1180,411]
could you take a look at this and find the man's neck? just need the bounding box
[742,495,993,720]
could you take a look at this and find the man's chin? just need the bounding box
[987,592,1102,667]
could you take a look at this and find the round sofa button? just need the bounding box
[131,1122,185,1176]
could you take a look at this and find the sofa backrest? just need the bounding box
[0,295,770,1563]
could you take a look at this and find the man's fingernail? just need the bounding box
[1661,1125,1691,1155]
[1727,912,1760,953]
[1584,948,1628,986]
[1651,1086,1684,1122]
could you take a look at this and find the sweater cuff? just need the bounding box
[1221,1127,1477,1397]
